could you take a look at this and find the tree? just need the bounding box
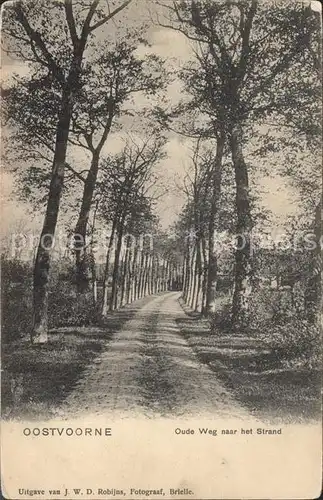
[174,140,235,314]
[2,0,133,343]
[3,29,165,293]
[248,3,321,324]
[98,134,166,314]
[159,0,318,331]
[181,140,222,313]
[70,42,165,291]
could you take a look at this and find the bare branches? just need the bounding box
[89,0,133,32]
[156,0,207,43]
[14,2,65,84]
[64,163,87,183]
[80,0,100,40]
[99,132,165,223]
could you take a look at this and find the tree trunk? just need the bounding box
[190,248,198,309]
[305,196,322,323]
[142,252,150,297]
[187,245,196,306]
[32,88,73,343]
[101,219,117,316]
[155,255,160,293]
[120,237,131,306]
[162,259,167,292]
[137,248,145,299]
[205,134,225,315]
[201,235,208,315]
[230,125,253,332]
[194,239,203,311]
[185,251,191,302]
[147,254,152,295]
[126,242,135,304]
[110,228,124,311]
[152,255,157,294]
[181,260,185,294]
[90,251,97,307]
[74,152,100,292]
[152,255,156,294]
[182,243,190,302]
[131,244,140,302]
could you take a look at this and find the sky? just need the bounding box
[0,0,308,248]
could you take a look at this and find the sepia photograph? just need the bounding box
[1,0,322,498]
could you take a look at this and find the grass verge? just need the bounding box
[1,302,145,421]
[176,298,321,424]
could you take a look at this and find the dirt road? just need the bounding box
[62,292,252,420]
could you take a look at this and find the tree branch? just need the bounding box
[89,0,133,32]
[96,102,115,152]
[238,0,258,77]
[15,2,65,84]
[80,0,100,41]
[65,162,87,183]
[64,0,79,49]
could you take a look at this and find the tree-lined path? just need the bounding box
[2,0,320,425]
[61,292,252,420]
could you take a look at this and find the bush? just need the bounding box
[211,300,232,332]
[48,263,99,327]
[1,257,100,341]
[248,288,278,332]
[249,287,307,331]
[269,319,321,365]
[48,284,99,327]
[211,288,282,333]
[248,288,321,367]
[210,287,321,368]
[1,257,33,341]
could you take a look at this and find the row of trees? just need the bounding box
[179,151,235,315]
[84,230,181,317]
[2,0,169,342]
[2,129,183,337]
[89,137,182,316]
[1,0,321,343]
[158,0,321,330]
